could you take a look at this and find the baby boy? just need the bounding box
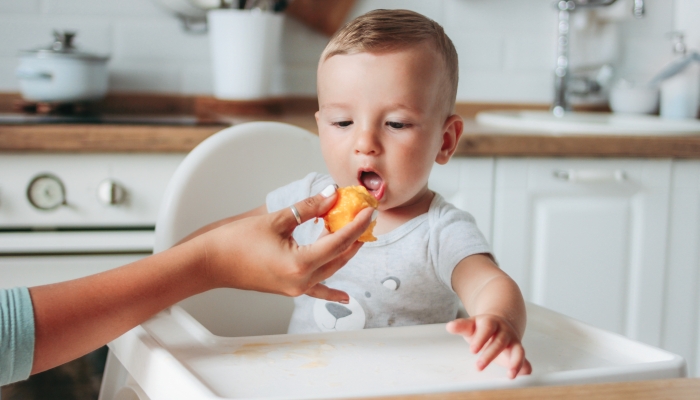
[265,9,531,378]
[190,8,531,379]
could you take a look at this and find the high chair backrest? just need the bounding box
[154,122,327,337]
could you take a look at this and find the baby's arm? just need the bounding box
[448,254,531,379]
[176,205,267,245]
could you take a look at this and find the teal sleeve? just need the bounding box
[0,287,35,386]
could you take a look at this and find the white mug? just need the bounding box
[208,9,284,100]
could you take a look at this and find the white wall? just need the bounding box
[0,0,681,103]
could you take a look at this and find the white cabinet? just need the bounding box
[429,157,494,241]
[664,161,700,376]
[431,156,700,376]
[491,158,673,348]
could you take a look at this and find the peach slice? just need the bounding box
[323,185,378,242]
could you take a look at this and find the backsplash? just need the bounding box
[0,0,693,103]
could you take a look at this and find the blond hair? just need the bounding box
[320,9,459,115]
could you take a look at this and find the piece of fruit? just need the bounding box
[323,185,378,242]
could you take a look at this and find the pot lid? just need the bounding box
[19,31,109,61]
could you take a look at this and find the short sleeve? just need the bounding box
[265,172,335,213]
[0,287,35,386]
[430,197,493,291]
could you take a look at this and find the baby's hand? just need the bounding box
[446,315,532,379]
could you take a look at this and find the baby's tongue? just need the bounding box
[361,172,383,191]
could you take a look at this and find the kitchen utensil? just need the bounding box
[285,0,356,36]
[16,31,109,103]
[244,0,276,11]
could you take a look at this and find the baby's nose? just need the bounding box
[354,127,380,155]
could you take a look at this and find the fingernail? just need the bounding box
[371,209,379,221]
[338,298,349,304]
[320,184,338,198]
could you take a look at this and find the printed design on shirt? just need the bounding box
[313,275,404,331]
[313,295,366,332]
[381,276,400,291]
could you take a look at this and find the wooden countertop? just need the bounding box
[366,378,700,400]
[456,120,700,158]
[2,116,700,158]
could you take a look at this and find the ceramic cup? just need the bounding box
[208,9,283,100]
[609,80,659,114]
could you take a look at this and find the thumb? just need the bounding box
[446,318,476,337]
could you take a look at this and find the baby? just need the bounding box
[268,9,530,379]
[196,9,531,378]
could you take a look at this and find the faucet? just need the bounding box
[552,0,645,117]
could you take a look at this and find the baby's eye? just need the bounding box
[333,121,353,128]
[386,121,408,129]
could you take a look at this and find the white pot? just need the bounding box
[16,32,109,103]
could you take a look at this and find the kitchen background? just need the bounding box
[2,0,700,398]
[0,0,698,102]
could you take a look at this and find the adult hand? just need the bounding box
[194,187,375,303]
[28,187,373,375]
[446,315,532,379]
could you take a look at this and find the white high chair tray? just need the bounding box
[109,303,685,400]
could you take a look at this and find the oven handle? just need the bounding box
[0,231,154,254]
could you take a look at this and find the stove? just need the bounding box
[0,152,185,399]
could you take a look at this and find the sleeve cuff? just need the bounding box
[0,287,36,386]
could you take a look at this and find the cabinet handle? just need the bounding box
[553,169,627,183]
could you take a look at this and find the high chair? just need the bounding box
[98,123,685,400]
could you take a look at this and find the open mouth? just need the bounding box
[358,169,386,201]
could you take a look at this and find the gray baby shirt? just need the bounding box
[266,172,492,334]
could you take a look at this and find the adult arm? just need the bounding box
[175,204,267,245]
[28,189,373,375]
[448,254,531,379]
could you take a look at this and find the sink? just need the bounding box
[476,111,700,135]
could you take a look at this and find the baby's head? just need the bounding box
[315,9,463,212]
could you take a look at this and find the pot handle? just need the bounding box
[16,68,53,80]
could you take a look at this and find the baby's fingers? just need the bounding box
[469,318,498,354]
[476,329,509,371]
[446,318,476,338]
[507,344,526,379]
[518,356,532,377]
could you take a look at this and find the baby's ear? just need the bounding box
[435,114,463,165]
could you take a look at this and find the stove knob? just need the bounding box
[27,174,67,210]
[97,180,127,205]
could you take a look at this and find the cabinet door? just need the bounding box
[664,160,700,376]
[492,158,672,347]
[429,157,494,242]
